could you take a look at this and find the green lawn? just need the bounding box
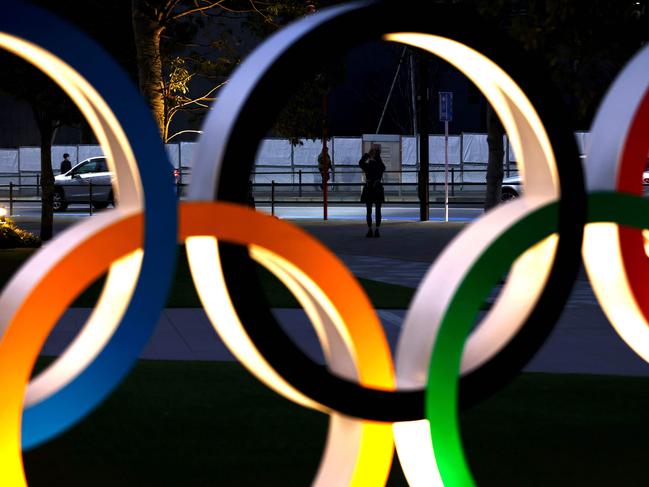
[23,361,649,486]
[0,248,416,309]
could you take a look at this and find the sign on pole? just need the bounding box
[439,92,453,123]
[439,92,453,221]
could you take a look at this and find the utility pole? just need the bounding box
[322,94,329,221]
[418,54,429,221]
[409,50,418,152]
[439,91,453,222]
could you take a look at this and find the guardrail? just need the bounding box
[0,167,516,217]
[0,182,118,216]
[0,167,516,188]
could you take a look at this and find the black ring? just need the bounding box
[208,0,585,421]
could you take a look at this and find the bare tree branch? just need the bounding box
[170,0,227,20]
[166,129,204,141]
[249,0,276,25]
[173,81,226,109]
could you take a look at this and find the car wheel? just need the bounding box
[108,190,117,207]
[53,188,68,212]
[500,188,519,202]
[92,201,109,210]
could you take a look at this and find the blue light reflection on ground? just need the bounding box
[275,215,475,222]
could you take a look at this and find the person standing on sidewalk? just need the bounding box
[359,145,385,237]
[317,147,332,190]
[59,153,72,174]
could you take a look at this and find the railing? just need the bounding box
[0,167,515,187]
[249,167,517,189]
[0,182,116,216]
[249,168,515,200]
[0,168,518,217]
[251,180,487,205]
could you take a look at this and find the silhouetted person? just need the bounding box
[317,147,332,190]
[60,153,71,174]
[359,145,385,237]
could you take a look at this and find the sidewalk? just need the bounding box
[36,218,649,377]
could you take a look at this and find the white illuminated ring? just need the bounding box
[0,34,145,408]
[582,42,649,363]
[181,0,584,483]
[385,33,562,486]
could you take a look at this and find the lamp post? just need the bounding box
[322,94,329,221]
[418,54,430,221]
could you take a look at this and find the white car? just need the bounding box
[501,174,523,201]
[500,158,649,202]
[54,157,114,211]
[53,157,187,211]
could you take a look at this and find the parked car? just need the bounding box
[54,157,114,211]
[501,174,522,202]
[54,158,190,211]
[500,157,649,202]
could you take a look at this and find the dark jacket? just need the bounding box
[60,159,72,174]
[359,153,385,203]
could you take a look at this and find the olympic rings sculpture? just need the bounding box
[1,1,649,485]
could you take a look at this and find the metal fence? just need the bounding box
[0,167,517,217]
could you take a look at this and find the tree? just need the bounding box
[161,56,227,141]
[0,54,81,240]
[476,0,648,209]
[131,0,313,142]
[484,105,504,209]
[272,62,343,144]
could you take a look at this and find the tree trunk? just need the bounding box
[417,53,430,221]
[33,107,57,241]
[132,0,165,136]
[80,120,94,144]
[484,104,504,210]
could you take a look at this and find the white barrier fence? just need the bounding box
[0,132,590,185]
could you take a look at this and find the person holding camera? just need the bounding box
[359,145,385,237]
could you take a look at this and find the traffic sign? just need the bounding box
[439,91,453,122]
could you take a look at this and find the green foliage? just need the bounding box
[167,57,193,95]
[273,64,344,144]
[159,0,341,141]
[243,1,345,142]
[0,219,41,249]
[473,0,648,127]
[0,51,82,129]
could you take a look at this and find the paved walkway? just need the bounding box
[339,254,430,288]
[35,218,649,376]
[41,308,404,363]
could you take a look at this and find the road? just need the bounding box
[5,200,483,225]
[256,204,482,221]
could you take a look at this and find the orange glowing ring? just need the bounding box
[180,202,396,486]
[1,201,397,486]
[184,2,584,484]
[7,2,649,487]
[186,0,583,426]
[0,213,143,485]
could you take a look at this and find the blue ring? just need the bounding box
[0,2,178,449]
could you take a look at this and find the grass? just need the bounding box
[0,247,416,309]
[23,361,649,486]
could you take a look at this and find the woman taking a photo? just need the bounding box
[359,145,386,237]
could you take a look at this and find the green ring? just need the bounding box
[425,191,649,486]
